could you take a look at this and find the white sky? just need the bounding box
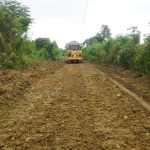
[18,0,150,48]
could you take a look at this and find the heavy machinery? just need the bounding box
[66,41,83,63]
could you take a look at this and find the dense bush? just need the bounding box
[133,44,150,74]
[0,0,63,68]
[83,25,150,75]
[0,0,32,68]
[83,41,100,62]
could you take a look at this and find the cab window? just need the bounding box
[69,45,79,50]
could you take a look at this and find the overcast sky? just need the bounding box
[18,0,150,48]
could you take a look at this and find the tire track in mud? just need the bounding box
[0,62,149,150]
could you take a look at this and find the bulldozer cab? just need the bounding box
[66,41,83,63]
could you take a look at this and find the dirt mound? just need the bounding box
[25,60,62,75]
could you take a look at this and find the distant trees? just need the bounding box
[98,24,111,41]
[83,25,111,46]
[127,26,141,44]
[83,25,111,62]
[34,38,62,61]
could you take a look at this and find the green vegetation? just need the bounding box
[29,38,63,61]
[83,25,150,75]
[1,0,150,75]
[0,0,63,69]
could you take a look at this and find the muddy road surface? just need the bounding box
[0,62,149,150]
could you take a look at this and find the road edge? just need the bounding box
[98,69,150,112]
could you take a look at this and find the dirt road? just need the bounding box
[0,62,149,149]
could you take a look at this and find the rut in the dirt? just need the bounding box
[0,62,149,150]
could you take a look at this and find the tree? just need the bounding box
[35,38,61,60]
[0,0,32,68]
[99,25,111,41]
[35,38,51,50]
[83,25,111,47]
[127,26,141,44]
[1,0,30,17]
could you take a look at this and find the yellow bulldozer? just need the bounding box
[66,41,83,63]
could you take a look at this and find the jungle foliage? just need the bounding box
[0,0,63,68]
[1,0,150,74]
[83,25,150,75]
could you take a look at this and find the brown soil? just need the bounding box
[0,62,149,150]
[97,63,150,104]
